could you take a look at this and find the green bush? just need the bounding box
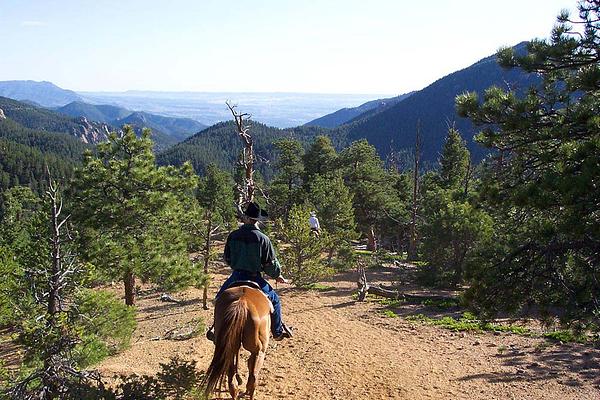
[0,247,24,326]
[543,330,588,344]
[63,357,206,400]
[329,243,358,271]
[278,205,333,287]
[71,289,137,367]
[406,312,532,335]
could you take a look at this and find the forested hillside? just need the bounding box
[56,101,131,123]
[56,102,207,142]
[0,98,92,194]
[0,139,77,195]
[157,121,333,179]
[330,42,539,163]
[304,92,414,128]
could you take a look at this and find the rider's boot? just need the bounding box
[273,323,293,341]
[206,325,215,342]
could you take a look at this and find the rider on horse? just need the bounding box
[207,202,293,341]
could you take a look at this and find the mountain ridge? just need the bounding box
[304,92,414,128]
[56,101,206,143]
[331,41,537,163]
[0,80,83,107]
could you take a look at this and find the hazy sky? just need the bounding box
[1,0,577,94]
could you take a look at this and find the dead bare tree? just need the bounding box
[7,173,93,400]
[407,121,421,261]
[47,178,72,318]
[226,101,255,212]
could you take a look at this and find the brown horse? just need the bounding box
[204,285,272,400]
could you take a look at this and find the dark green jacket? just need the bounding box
[223,223,282,278]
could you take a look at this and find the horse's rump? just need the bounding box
[204,286,271,398]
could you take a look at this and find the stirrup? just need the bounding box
[206,326,215,342]
[274,324,293,341]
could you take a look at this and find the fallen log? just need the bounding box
[366,285,401,299]
[356,263,457,302]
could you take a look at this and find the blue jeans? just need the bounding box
[216,270,284,336]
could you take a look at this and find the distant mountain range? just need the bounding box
[79,91,383,128]
[304,92,414,128]
[55,101,207,143]
[0,81,208,147]
[0,96,110,145]
[0,96,182,152]
[1,41,539,177]
[0,80,83,107]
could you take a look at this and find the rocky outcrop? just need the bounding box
[0,108,5,120]
[71,116,111,144]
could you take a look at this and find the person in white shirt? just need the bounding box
[309,211,320,237]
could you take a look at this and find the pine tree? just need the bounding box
[196,164,234,309]
[71,127,199,306]
[421,188,493,286]
[438,128,469,190]
[456,0,600,327]
[1,179,136,399]
[277,205,332,287]
[303,135,338,180]
[338,140,397,251]
[270,139,304,218]
[302,174,357,261]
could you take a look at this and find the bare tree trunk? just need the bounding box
[463,157,472,197]
[48,185,61,318]
[367,226,377,251]
[42,174,75,399]
[227,102,255,208]
[407,122,421,261]
[45,179,63,400]
[124,270,136,306]
[202,212,212,310]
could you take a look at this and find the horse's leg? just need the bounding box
[227,362,239,400]
[246,352,258,400]
[234,351,242,386]
[246,346,267,400]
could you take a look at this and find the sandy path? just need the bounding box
[98,266,600,399]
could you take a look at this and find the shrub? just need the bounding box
[277,205,333,287]
[71,289,137,367]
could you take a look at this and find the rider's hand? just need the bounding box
[276,276,288,284]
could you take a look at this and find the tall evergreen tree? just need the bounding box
[196,164,234,309]
[456,0,600,327]
[1,180,136,399]
[270,139,304,218]
[277,204,332,287]
[303,135,338,180]
[338,140,396,251]
[71,127,199,306]
[438,128,470,190]
[303,174,357,260]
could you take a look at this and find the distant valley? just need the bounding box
[79,91,391,128]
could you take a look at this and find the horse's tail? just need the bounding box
[204,296,247,396]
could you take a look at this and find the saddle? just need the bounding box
[228,280,262,291]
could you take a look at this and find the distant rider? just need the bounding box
[206,202,293,341]
[309,211,320,237]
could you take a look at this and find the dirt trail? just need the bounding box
[99,266,600,399]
